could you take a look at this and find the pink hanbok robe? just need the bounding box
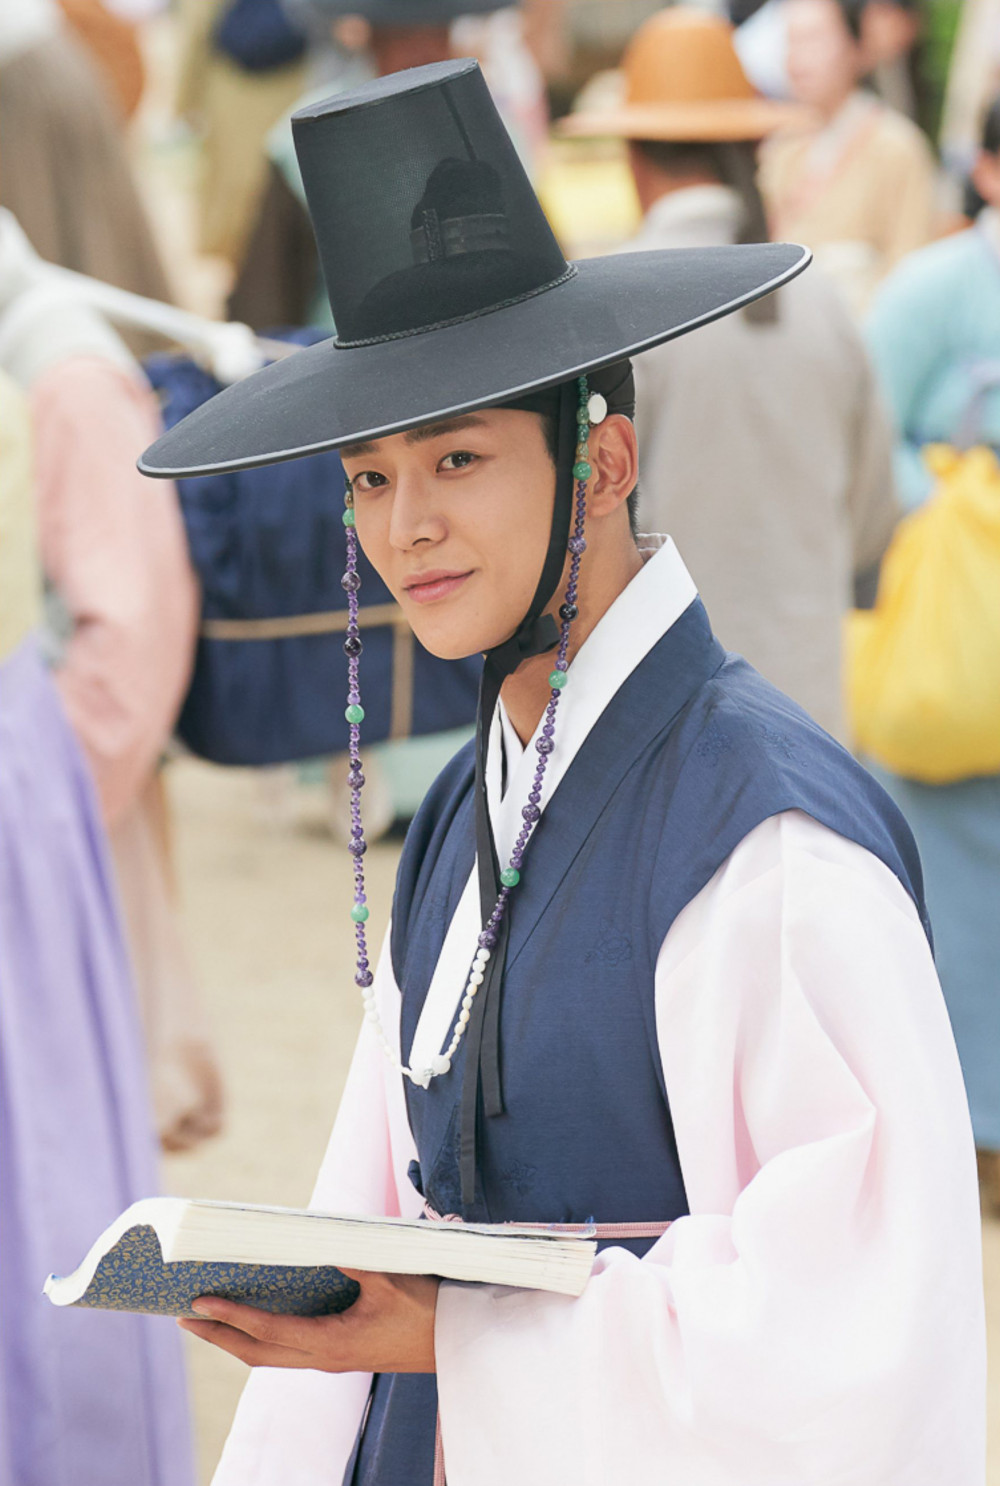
[211,541,986,1486]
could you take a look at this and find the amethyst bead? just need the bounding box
[559,602,578,622]
[348,838,367,857]
[355,970,374,989]
[343,634,363,657]
[568,536,587,556]
[341,571,361,592]
[522,803,540,823]
[535,736,554,755]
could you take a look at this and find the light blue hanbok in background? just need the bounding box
[866,215,1000,1150]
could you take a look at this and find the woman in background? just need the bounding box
[760,0,935,313]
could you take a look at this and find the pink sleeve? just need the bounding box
[211,930,420,1486]
[32,355,199,825]
[434,814,986,1486]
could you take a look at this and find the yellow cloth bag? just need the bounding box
[847,444,1000,782]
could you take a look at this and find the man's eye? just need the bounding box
[352,471,388,492]
[440,450,477,471]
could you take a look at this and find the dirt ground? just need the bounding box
[161,756,1000,1484]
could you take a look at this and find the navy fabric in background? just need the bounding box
[146,334,480,766]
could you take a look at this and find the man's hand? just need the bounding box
[177,1270,439,1373]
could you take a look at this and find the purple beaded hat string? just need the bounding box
[341,374,596,1087]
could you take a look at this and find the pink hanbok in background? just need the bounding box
[31,352,222,1149]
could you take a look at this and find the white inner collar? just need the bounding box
[485,535,696,862]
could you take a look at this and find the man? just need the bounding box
[141,59,985,1486]
[564,8,899,741]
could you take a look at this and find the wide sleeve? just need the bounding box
[211,929,420,1486]
[31,355,199,826]
[434,811,985,1486]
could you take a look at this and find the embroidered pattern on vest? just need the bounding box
[585,921,634,967]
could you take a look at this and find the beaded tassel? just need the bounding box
[342,375,599,1086]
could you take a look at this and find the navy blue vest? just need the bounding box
[347,599,928,1486]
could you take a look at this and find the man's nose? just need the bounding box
[388,472,447,550]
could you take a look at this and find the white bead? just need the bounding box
[431,1054,452,1075]
[588,391,608,425]
[458,1008,470,1028]
[365,1009,379,1023]
[469,970,484,986]
[474,948,490,966]
[462,993,474,1011]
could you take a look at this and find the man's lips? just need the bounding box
[403,570,473,604]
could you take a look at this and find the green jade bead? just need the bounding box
[549,669,567,690]
[500,866,520,888]
[573,460,592,481]
[342,508,355,528]
[345,703,365,724]
[350,904,369,923]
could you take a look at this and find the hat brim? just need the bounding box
[140,243,810,478]
[559,99,809,144]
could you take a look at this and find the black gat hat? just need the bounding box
[140,58,809,479]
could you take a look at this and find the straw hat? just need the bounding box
[560,9,802,144]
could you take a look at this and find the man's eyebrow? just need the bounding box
[339,438,379,459]
[340,415,490,462]
[403,414,489,446]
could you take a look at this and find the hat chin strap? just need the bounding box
[459,379,578,1210]
[482,377,578,683]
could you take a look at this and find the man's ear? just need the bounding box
[588,414,638,520]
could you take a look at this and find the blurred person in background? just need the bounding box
[864,95,1000,1207]
[863,0,923,117]
[0,365,194,1486]
[564,8,899,741]
[939,0,1000,207]
[228,0,519,333]
[0,0,173,318]
[174,0,309,265]
[760,0,936,312]
[57,0,147,119]
[0,210,223,1156]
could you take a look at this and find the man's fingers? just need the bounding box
[188,1297,319,1349]
[177,1317,309,1369]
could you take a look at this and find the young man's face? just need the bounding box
[341,408,559,661]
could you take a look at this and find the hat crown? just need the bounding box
[623,9,757,109]
[292,60,569,345]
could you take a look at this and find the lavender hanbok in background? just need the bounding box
[0,372,194,1486]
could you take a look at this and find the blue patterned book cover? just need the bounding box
[50,1224,361,1318]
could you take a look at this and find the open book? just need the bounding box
[44,1198,597,1318]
